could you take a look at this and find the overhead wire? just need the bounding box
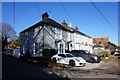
[90,0,118,32]
[34,0,41,15]
[13,0,15,30]
[13,0,18,39]
[83,3,110,32]
[59,1,76,27]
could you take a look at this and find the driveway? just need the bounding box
[45,61,119,79]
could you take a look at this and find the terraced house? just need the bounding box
[20,12,93,57]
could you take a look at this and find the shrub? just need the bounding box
[65,50,70,53]
[103,51,109,57]
[42,49,57,60]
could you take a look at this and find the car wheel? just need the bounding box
[118,56,120,59]
[90,58,95,63]
[52,58,57,63]
[69,60,75,67]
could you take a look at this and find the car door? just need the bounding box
[71,51,78,57]
[79,51,89,61]
[58,54,67,64]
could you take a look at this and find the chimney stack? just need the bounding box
[42,12,49,21]
[75,26,78,31]
[62,20,68,27]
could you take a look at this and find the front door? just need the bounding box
[58,43,64,54]
[57,41,65,54]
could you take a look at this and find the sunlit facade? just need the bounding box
[20,13,93,57]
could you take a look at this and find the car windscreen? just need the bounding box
[66,54,74,57]
[58,54,66,58]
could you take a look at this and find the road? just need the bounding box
[2,55,119,79]
[2,55,69,79]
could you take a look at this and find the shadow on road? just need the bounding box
[2,55,70,80]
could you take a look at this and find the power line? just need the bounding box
[13,0,18,39]
[83,3,109,32]
[59,1,76,26]
[60,2,73,21]
[13,0,15,30]
[90,0,118,32]
[34,0,41,15]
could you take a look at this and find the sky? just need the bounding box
[2,2,118,45]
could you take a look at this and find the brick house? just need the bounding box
[93,37,109,48]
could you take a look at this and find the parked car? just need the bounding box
[71,50,101,63]
[51,53,86,67]
[3,49,11,55]
[14,48,21,58]
[111,51,120,56]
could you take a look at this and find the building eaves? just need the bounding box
[20,21,44,33]
[20,18,71,33]
[20,16,92,39]
[44,18,69,31]
[68,27,92,38]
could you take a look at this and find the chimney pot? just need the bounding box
[75,26,78,31]
[42,12,49,20]
[62,20,68,27]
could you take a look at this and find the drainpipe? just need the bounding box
[43,25,44,52]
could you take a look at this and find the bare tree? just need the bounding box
[1,23,16,41]
[0,22,16,50]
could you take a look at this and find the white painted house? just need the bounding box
[61,20,93,53]
[20,12,93,57]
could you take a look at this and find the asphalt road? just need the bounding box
[2,55,69,79]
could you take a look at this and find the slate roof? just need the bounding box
[20,21,44,33]
[65,26,92,38]
[20,14,92,38]
[20,18,68,33]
